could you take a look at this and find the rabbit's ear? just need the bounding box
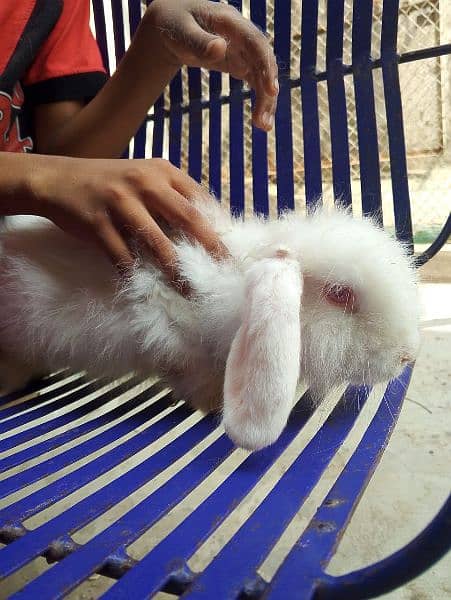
[222,252,302,451]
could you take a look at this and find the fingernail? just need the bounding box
[262,112,271,128]
[273,78,279,94]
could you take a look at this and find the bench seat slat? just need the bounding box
[266,367,412,599]
[6,434,233,598]
[181,386,371,599]
[95,395,315,599]
[0,375,88,423]
[0,384,170,498]
[0,379,154,474]
[0,404,197,556]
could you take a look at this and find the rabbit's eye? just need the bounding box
[324,284,357,313]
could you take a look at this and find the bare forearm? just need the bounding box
[38,14,178,158]
[35,0,279,160]
[0,151,228,288]
[0,152,51,215]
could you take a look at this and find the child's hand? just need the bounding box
[31,1,278,160]
[144,0,279,131]
[30,155,228,292]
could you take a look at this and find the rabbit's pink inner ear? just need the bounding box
[225,320,251,407]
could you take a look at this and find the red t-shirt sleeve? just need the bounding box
[23,0,108,104]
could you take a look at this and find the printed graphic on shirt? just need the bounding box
[0,0,62,153]
[0,83,33,152]
[0,1,106,153]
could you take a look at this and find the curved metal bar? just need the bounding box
[316,494,451,600]
[315,43,451,82]
[414,213,451,267]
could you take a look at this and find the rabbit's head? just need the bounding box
[285,209,420,397]
[194,199,420,450]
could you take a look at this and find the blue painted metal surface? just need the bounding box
[110,0,130,159]
[101,394,316,599]
[380,0,413,249]
[273,2,294,213]
[352,0,383,222]
[315,493,451,600]
[0,382,164,499]
[128,0,148,159]
[300,0,323,209]
[1,1,450,598]
[8,436,234,598]
[0,401,191,537]
[229,66,245,217]
[0,378,150,473]
[250,0,269,216]
[0,373,85,420]
[228,0,245,216]
[0,370,69,407]
[0,379,103,435]
[326,0,352,207]
[266,367,410,598]
[169,71,183,168]
[181,386,372,600]
[91,0,109,74]
[110,0,126,72]
[208,0,222,198]
[229,0,245,216]
[208,69,222,198]
[415,213,451,267]
[188,67,203,182]
[265,368,451,599]
[151,94,165,159]
[0,405,206,577]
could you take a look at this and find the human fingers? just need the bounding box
[247,71,278,131]
[199,3,278,96]
[163,11,228,66]
[94,211,135,273]
[153,185,230,261]
[167,170,230,260]
[109,196,182,287]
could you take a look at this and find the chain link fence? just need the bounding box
[181,0,450,240]
[98,1,450,242]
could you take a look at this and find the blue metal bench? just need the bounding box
[1,1,450,598]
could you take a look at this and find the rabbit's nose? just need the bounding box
[401,354,413,364]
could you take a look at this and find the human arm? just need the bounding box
[0,152,227,289]
[34,0,278,158]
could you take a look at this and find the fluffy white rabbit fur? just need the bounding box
[0,198,420,450]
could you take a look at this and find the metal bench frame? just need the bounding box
[1,1,450,598]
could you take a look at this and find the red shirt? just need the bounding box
[0,0,107,152]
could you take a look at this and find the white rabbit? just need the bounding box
[0,198,420,450]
